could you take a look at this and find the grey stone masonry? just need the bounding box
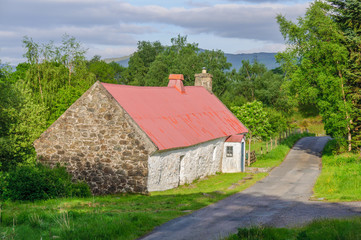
[34,82,157,195]
[195,69,213,93]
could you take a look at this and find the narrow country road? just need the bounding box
[140,137,361,240]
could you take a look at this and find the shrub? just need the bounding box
[3,164,91,201]
[71,181,92,197]
[0,171,8,200]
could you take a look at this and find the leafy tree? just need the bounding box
[327,0,361,152]
[0,63,46,171]
[265,108,288,136]
[123,40,164,85]
[22,35,96,125]
[87,55,118,83]
[0,63,19,171]
[145,35,201,87]
[231,101,272,164]
[224,60,293,112]
[122,35,233,97]
[199,50,232,95]
[276,1,354,150]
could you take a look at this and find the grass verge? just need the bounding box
[313,139,361,201]
[225,217,361,240]
[251,132,315,168]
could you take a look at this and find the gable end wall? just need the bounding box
[34,82,157,194]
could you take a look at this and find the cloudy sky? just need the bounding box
[0,0,312,65]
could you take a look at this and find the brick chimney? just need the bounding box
[168,74,185,93]
[195,68,212,93]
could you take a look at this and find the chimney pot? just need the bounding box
[169,74,184,81]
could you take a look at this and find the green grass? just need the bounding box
[313,139,361,201]
[251,133,315,168]
[0,133,311,240]
[225,217,361,240]
[292,115,326,136]
[0,172,266,240]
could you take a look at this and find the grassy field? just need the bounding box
[313,139,361,201]
[226,217,361,240]
[0,172,267,240]
[292,115,326,136]
[0,133,311,240]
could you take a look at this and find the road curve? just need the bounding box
[139,137,361,240]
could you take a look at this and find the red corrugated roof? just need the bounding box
[101,83,248,150]
[226,135,244,142]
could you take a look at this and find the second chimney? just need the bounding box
[195,68,212,93]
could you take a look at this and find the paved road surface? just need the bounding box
[140,137,361,240]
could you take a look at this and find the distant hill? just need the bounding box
[103,55,132,67]
[104,51,279,70]
[225,52,279,70]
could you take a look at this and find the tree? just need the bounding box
[122,40,164,85]
[224,60,293,112]
[87,55,118,83]
[327,0,361,152]
[231,101,272,165]
[145,35,202,86]
[276,1,354,151]
[22,35,96,125]
[0,63,46,171]
[199,50,232,96]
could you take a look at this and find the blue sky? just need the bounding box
[0,0,312,65]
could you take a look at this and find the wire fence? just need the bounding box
[246,128,307,166]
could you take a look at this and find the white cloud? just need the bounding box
[0,0,310,65]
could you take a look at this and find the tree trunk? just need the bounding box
[37,64,43,102]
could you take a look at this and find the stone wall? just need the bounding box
[147,137,226,191]
[34,82,157,194]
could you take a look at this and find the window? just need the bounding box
[226,146,233,157]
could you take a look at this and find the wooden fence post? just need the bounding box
[266,141,269,153]
[248,138,251,166]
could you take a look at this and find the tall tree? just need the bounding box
[224,60,292,112]
[327,0,361,152]
[277,1,354,150]
[123,40,164,85]
[0,62,46,171]
[22,35,95,125]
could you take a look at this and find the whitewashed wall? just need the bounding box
[222,138,246,173]
[147,137,226,191]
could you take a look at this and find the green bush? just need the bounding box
[0,171,8,200]
[71,181,92,197]
[3,164,91,201]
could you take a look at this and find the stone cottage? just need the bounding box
[34,70,248,194]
